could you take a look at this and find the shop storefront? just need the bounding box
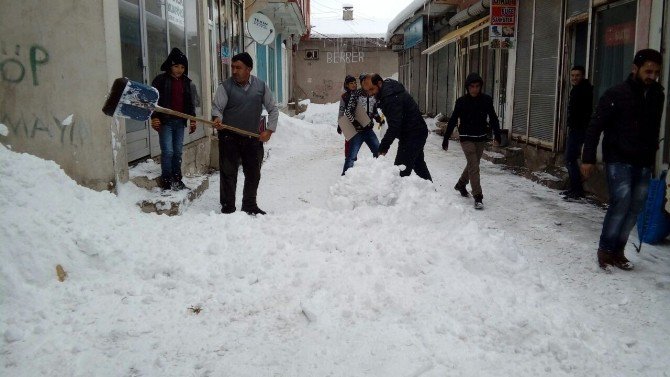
[423,15,509,128]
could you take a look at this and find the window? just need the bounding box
[592,1,637,100]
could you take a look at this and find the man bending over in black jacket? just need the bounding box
[361,74,432,181]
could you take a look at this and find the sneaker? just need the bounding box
[474,201,484,210]
[454,183,469,197]
[221,205,236,214]
[171,180,187,191]
[242,206,267,216]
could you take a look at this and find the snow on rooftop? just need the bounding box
[386,0,430,39]
[310,17,389,39]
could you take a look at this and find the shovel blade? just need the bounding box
[102,78,159,122]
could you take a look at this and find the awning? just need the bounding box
[422,15,490,55]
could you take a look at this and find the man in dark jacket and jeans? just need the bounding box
[581,49,664,271]
[361,74,431,181]
[443,73,501,210]
[562,65,593,199]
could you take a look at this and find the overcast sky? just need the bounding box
[309,0,411,24]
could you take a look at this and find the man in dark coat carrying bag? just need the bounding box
[581,49,665,271]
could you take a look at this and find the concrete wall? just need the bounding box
[294,39,398,104]
[0,0,126,191]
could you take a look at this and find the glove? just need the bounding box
[352,120,362,129]
[337,125,342,134]
[442,139,449,151]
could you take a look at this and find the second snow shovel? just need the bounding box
[101,77,259,138]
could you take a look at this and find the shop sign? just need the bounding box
[167,0,185,28]
[489,0,517,49]
[220,44,231,64]
[604,22,635,46]
[404,17,423,49]
[326,51,365,64]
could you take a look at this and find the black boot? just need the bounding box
[171,174,187,190]
[454,183,469,197]
[221,205,236,214]
[160,176,172,191]
[242,205,267,216]
[597,249,617,270]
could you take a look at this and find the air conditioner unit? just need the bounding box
[304,49,319,60]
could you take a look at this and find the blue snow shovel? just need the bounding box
[102,77,260,138]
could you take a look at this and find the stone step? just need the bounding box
[130,174,209,216]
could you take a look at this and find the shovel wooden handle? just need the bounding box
[154,106,260,138]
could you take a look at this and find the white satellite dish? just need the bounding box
[247,12,275,46]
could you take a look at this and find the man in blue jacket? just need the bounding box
[361,74,432,181]
[581,49,664,271]
[442,73,501,210]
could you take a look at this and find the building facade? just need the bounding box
[294,37,398,104]
[293,6,398,104]
[0,0,309,191]
[389,0,669,198]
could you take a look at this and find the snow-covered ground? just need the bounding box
[2,103,670,376]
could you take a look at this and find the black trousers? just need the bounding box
[218,131,264,209]
[394,135,432,181]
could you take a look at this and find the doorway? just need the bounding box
[118,0,205,163]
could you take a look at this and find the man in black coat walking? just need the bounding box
[581,49,665,271]
[362,74,431,181]
[442,73,501,210]
[562,65,593,199]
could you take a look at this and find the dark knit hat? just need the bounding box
[465,72,483,87]
[232,52,254,68]
[633,49,662,67]
[160,48,188,74]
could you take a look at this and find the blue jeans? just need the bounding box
[158,118,186,181]
[599,163,652,253]
[342,128,379,174]
[564,128,585,193]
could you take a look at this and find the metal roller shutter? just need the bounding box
[567,0,588,19]
[528,0,561,145]
[512,0,533,137]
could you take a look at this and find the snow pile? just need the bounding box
[2,102,670,376]
[299,101,340,127]
[0,123,8,136]
[128,158,162,180]
[271,112,333,146]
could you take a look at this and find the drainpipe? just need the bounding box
[449,0,491,26]
[425,1,431,112]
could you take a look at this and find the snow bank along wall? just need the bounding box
[0,0,127,191]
